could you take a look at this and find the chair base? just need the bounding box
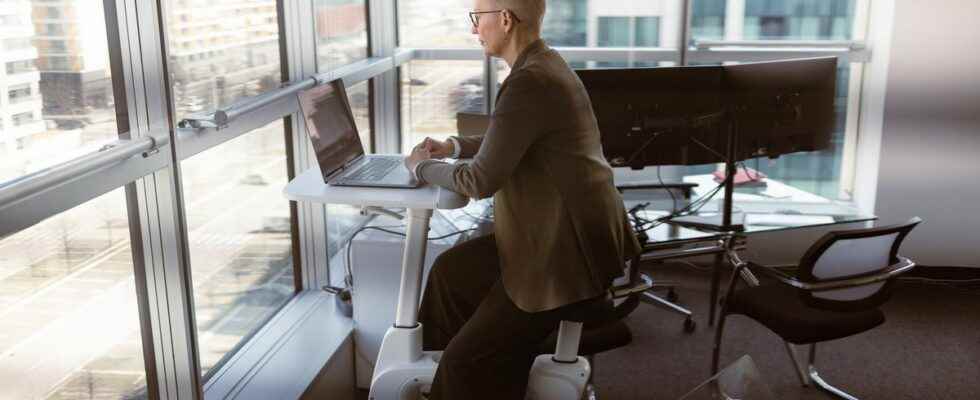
[786,343,859,400]
[809,367,859,400]
[640,274,696,332]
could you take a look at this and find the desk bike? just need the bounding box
[367,208,649,400]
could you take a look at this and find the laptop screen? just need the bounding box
[298,79,364,178]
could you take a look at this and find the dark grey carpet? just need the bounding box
[592,263,980,399]
[355,264,980,399]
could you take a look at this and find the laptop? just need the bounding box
[298,79,420,188]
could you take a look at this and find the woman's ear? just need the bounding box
[502,9,515,33]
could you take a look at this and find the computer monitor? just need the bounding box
[576,66,727,169]
[576,57,837,168]
[723,57,837,160]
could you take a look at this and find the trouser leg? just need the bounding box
[429,281,605,400]
[419,233,499,351]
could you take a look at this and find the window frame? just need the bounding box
[0,1,885,398]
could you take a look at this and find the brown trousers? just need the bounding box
[419,234,605,400]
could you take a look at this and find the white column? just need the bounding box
[724,0,745,41]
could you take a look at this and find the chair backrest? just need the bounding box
[796,217,921,311]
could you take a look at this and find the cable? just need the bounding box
[656,165,678,213]
[343,224,477,289]
[625,130,665,167]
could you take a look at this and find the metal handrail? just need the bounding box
[0,135,167,208]
[177,78,317,130]
[693,39,865,50]
[176,56,398,131]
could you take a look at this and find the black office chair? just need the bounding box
[618,182,701,333]
[532,249,653,399]
[712,217,921,400]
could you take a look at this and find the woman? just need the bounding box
[403,0,641,398]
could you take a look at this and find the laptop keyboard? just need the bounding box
[343,157,400,182]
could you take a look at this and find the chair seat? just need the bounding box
[729,284,885,344]
[535,320,632,356]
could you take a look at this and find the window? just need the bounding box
[181,120,296,376]
[8,84,33,103]
[0,189,147,399]
[348,81,373,152]
[44,23,64,35]
[46,39,68,53]
[3,38,34,51]
[597,16,660,47]
[596,16,661,67]
[314,0,369,73]
[164,0,296,378]
[691,0,726,40]
[0,0,121,193]
[400,61,485,153]
[12,112,34,126]
[5,60,36,75]
[166,0,282,118]
[542,0,589,46]
[398,0,476,48]
[690,0,861,200]
[692,0,860,42]
[598,17,632,47]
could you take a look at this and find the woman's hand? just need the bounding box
[404,143,432,174]
[418,137,454,159]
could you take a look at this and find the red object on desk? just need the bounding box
[713,167,767,186]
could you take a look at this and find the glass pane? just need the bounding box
[0,189,147,399]
[182,120,295,376]
[691,0,726,40]
[0,0,121,185]
[544,0,680,48]
[348,80,373,153]
[635,16,661,46]
[598,17,631,47]
[314,0,369,73]
[691,0,858,42]
[166,0,282,117]
[398,0,476,47]
[400,61,484,153]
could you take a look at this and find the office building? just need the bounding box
[0,0,977,399]
[29,0,113,126]
[0,0,45,149]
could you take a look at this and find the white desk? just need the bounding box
[284,167,468,399]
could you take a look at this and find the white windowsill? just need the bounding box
[204,290,353,400]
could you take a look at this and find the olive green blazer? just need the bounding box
[417,39,641,312]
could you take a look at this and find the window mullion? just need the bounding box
[113,0,204,398]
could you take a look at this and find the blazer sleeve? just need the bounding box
[418,70,551,199]
[452,135,484,158]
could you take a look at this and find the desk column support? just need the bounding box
[394,208,432,328]
[708,253,724,326]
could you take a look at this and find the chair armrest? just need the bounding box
[745,261,799,285]
[749,257,916,291]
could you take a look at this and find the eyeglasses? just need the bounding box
[468,10,521,28]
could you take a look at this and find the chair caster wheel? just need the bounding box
[667,289,679,302]
[684,318,696,333]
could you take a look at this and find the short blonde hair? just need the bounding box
[495,0,546,35]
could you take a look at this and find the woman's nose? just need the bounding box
[471,24,478,35]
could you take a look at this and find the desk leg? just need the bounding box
[708,252,723,326]
[371,208,437,400]
[393,208,432,328]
